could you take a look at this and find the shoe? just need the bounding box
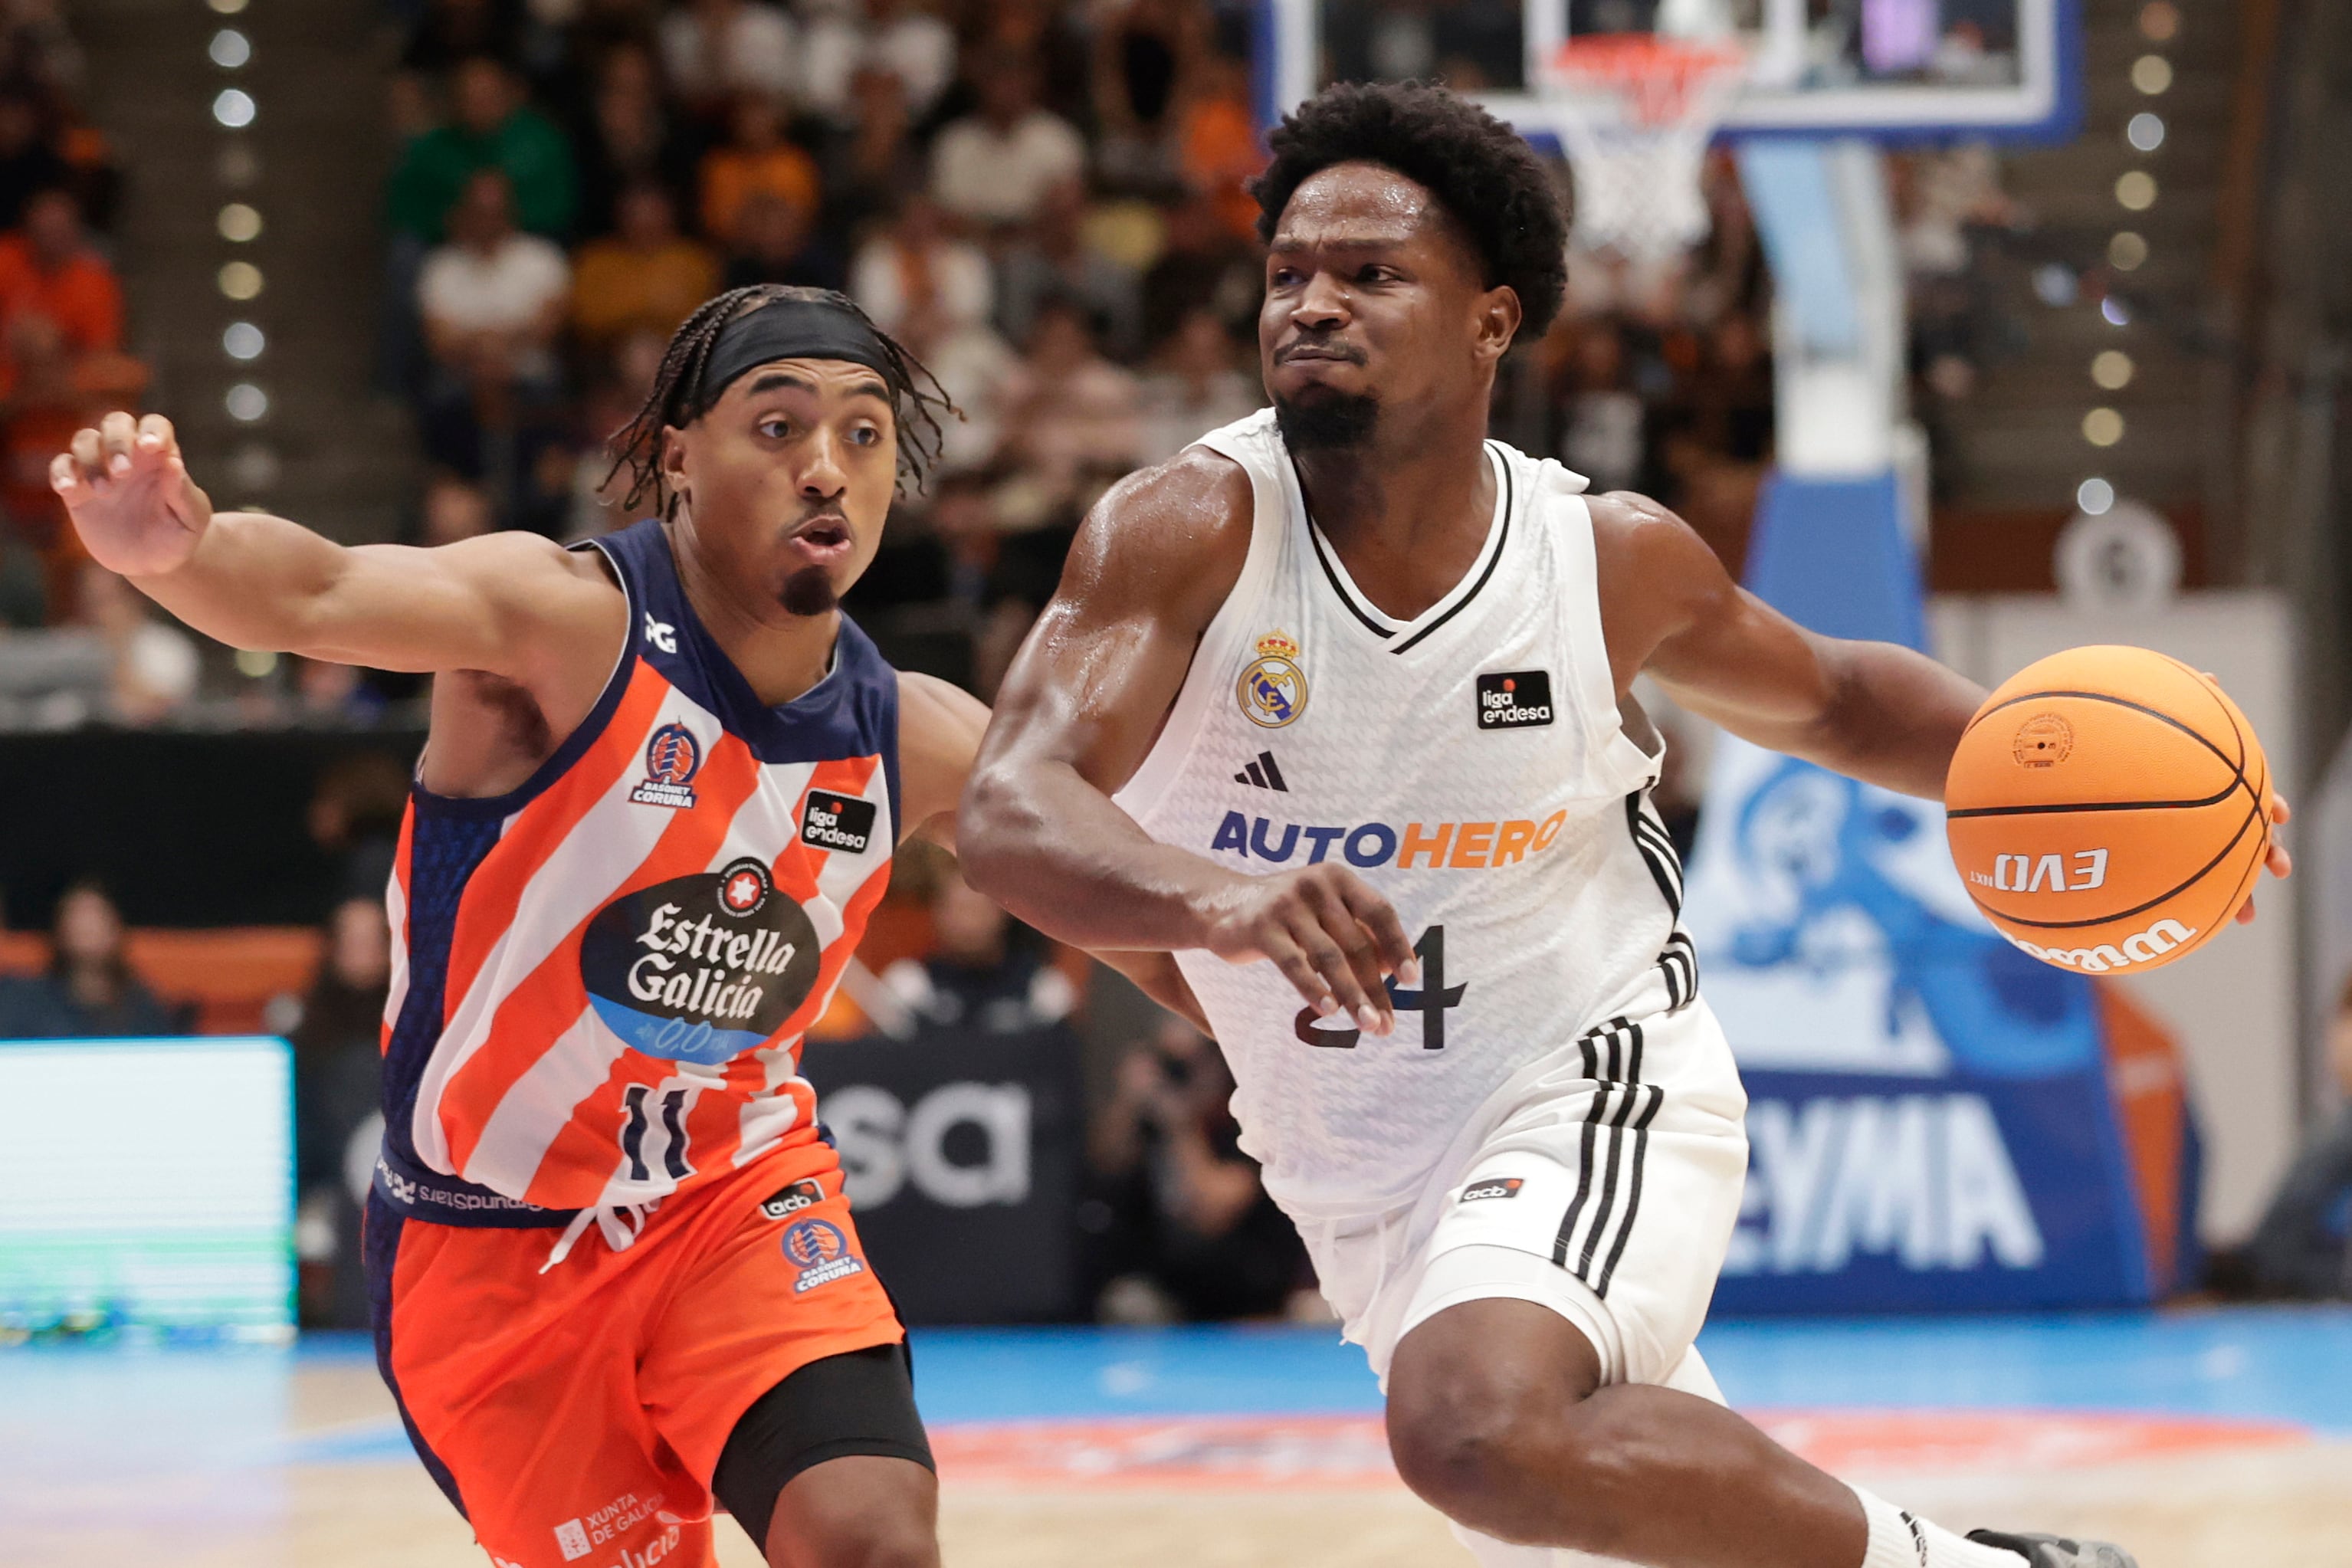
[1967,1530,2140,1568]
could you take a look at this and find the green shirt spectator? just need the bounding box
[387,57,577,242]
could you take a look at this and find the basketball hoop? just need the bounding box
[1539,34,1750,262]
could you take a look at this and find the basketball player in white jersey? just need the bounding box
[963,83,2288,1568]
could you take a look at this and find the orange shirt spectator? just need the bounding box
[572,183,719,349]
[698,93,820,248]
[1175,57,1265,242]
[0,189,121,363]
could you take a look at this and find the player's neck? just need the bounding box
[669,533,839,707]
[1291,409,1498,619]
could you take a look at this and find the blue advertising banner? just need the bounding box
[1688,473,2163,1310]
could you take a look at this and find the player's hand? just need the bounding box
[51,412,215,578]
[1194,864,1419,1035]
[2236,793,2292,925]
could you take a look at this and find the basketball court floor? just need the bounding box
[5,1307,2347,1568]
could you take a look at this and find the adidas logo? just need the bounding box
[1233,750,1288,791]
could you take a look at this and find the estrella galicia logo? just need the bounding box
[630,722,703,809]
[1461,1176,1524,1203]
[579,858,820,1066]
[801,792,877,855]
[1476,671,1553,730]
[780,1216,865,1292]
[759,1179,825,1221]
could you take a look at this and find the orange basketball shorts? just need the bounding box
[363,1146,904,1568]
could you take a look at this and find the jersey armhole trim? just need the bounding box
[1557,484,1664,794]
[405,536,642,822]
[1113,436,1278,822]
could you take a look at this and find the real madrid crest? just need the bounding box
[1238,630,1308,728]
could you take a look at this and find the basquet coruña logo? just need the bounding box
[579,857,819,1066]
[630,722,702,809]
[780,1217,866,1292]
[1237,630,1307,728]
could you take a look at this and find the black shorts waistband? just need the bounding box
[371,1140,580,1229]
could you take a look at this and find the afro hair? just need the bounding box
[1249,80,1569,344]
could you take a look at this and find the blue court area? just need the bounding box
[2,1305,2346,1478]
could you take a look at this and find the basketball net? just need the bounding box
[1539,34,1750,262]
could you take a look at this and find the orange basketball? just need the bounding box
[1945,645,2272,974]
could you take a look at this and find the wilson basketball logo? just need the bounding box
[1238,630,1308,729]
[780,1217,866,1292]
[629,722,703,809]
[2004,918,2198,973]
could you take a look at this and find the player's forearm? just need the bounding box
[128,509,354,655]
[1095,949,1212,1035]
[1793,640,1986,800]
[959,757,1238,955]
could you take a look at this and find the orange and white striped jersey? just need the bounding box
[376,518,898,1217]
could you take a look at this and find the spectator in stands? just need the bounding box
[308,750,413,907]
[929,48,1086,231]
[696,91,820,250]
[569,181,715,350]
[0,90,66,231]
[415,169,571,502]
[1172,51,1264,241]
[1,311,93,615]
[1136,305,1258,464]
[418,471,497,546]
[566,42,699,241]
[848,190,990,340]
[997,296,1143,494]
[1557,321,1644,496]
[290,894,392,1325]
[658,0,797,118]
[388,55,578,245]
[818,65,923,238]
[402,0,528,80]
[0,187,121,382]
[845,189,1012,466]
[1084,1017,1309,1322]
[881,869,1074,1034]
[74,563,198,724]
[2245,976,2352,1299]
[723,188,845,293]
[1139,189,1257,349]
[0,877,175,1038]
[996,177,1141,361]
[799,0,956,126]
[1090,0,1205,195]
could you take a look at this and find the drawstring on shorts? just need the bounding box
[540,1200,657,1272]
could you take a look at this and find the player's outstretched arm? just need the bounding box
[1590,490,1984,802]
[53,412,615,681]
[959,450,1416,1035]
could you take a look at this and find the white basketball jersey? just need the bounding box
[1115,410,1699,1219]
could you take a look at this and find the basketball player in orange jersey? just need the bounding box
[962,84,2291,1568]
[51,285,1188,1568]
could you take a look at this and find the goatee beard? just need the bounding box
[779,566,839,618]
[1274,389,1379,451]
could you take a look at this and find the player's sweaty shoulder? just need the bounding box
[1585,489,1735,683]
[1059,444,1252,635]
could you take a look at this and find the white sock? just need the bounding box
[1852,1486,2026,1568]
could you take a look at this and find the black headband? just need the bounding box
[689,297,895,418]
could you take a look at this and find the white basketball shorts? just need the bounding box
[1294,997,1750,1391]
[1291,1000,1750,1566]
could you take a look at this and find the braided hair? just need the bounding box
[605,284,956,520]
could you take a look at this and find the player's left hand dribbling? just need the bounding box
[2235,793,2292,925]
[1192,863,1419,1035]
